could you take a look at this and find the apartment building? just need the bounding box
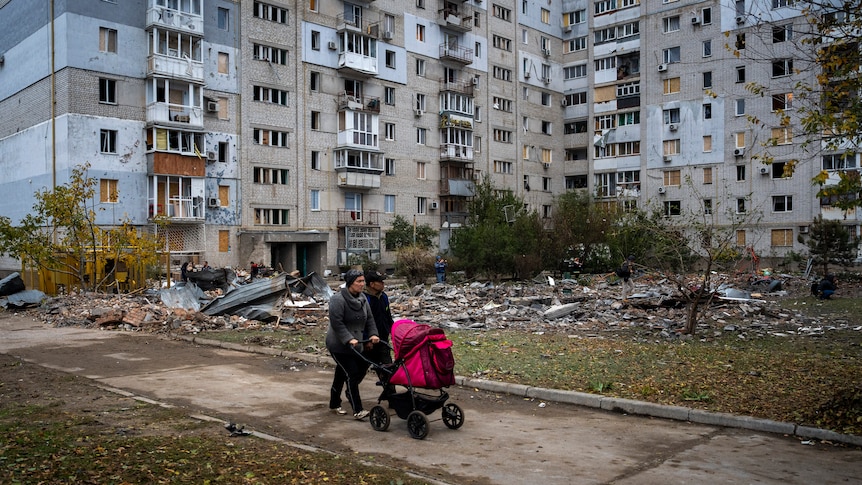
[0,0,857,281]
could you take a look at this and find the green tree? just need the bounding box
[546,190,621,273]
[800,215,854,275]
[449,175,542,282]
[0,163,160,292]
[384,215,437,250]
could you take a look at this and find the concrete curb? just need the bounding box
[178,334,862,447]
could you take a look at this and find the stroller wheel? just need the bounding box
[369,405,390,432]
[442,403,464,430]
[406,410,429,440]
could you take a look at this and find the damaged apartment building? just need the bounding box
[0,0,859,280]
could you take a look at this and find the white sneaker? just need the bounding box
[353,410,370,420]
[330,407,347,415]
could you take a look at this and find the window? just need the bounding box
[541,92,551,106]
[475,136,482,152]
[703,199,713,215]
[416,162,426,179]
[567,36,587,52]
[254,208,289,225]
[735,132,746,149]
[311,150,321,170]
[100,129,117,153]
[735,99,745,116]
[310,190,320,211]
[823,153,857,170]
[772,59,793,77]
[253,43,289,64]
[494,160,513,174]
[416,0,425,8]
[565,120,588,133]
[384,195,395,213]
[218,141,228,163]
[772,0,794,9]
[736,66,746,83]
[563,92,587,106]
[253,86,289,106]
[771,229,793,247]
[254,2,289,23]
[416,59,426,76]
[416,24,425,42]
[385,50,396,68]
[702,7,712,24]
[493,66,512,81]
[493,4,512,21]
[253,167,289,185]
[99,27,117,53]
[218,52,229,74]
[773,195,793,212]
[310,111,320,130]
[414,93,426,111]
[773,24,792,43]
[493,35,512,51]
[566,10,587,24]
[100,179,118,203]
[219,230,229,252]
[99,78,116,104]
[541,121,552,135]
[663,16,680,33]
[493,97,513,112]
[772,92,793,111]
[663,170,681,186]
[704,103,712,119]
[662,46,680,63]
[736,165,746,181]
[494,129,513,143]
[384,87,395,105]
[253,128,290,147]
[703,71,712,89]
[663,139,680,156]
[663,77,680,94]
[736,33,745,50]
[735,229,746,247]
[309,0,318,12]
[218,7,230,30]
[311,31,320,50]
[416,128,427,145]
[385,158,396,175]
[703,167,713,184]
[310,72,320,91]
[703,40,712,57]
[417,197,427,215]
[384,123,395,140]
[703,135,712,152]
[663,108,680,124]
[736,198,747,214]
[541,148,553,163]
[663,201,682,216]
[564,65,588,79]
[541,8,550,24]
[475,41,482,58]
[771,127,793,145]
[617,111,639,126]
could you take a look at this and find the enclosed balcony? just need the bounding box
[337,111,379,149]
[337,11,380,37]
[337,92,381,113]
[439,174,475,197]
[439,43,473,64]
[147,0,203,35]
[147,174,205,221]
[147,28,204,81]
[146,79,204,128]
[336,32,379,76]
[439,78,475,96]
[439,125,473,162]
[437,1,475,32]
[334,149,383,189]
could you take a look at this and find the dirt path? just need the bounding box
[2,312,860,484]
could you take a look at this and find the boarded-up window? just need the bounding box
[218,186,229,206]
[663,170,681,186]
[735,132,746,148]
[703,135,712,152]
[99,27,117,53]
[771,229,793,247]
[703,167,713,184]
[218,52,229,74]
[218,97,228,119]
[594,85,616,103]
[663,77,680,94]
[736,230,746,247]
[100,179,118,203]
[219,230,229,252]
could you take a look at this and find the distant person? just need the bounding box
[818,274,837,300]
[202,261,211,270]
[363,271,395,392]
[180,261,190,282]
[616,255,635,300]
[326,269,378,420]
[250,261,259,278]
[435,256,448,283]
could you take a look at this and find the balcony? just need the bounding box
[147,151,206,177]
[437,3,475,32]
[440,144,474,162]
[337,209,381,226]
[147,102,203,128]
[147,173,205,222]
[334,149,383,189]
[439,177,475,197]
[147,53,204,81]
[148,197,204,220]
[439,43,473,64]
[146,0,203,35]
[337,12,380,37]
[337,92,381,113]
[439,78,475,96]
[337,52,379,77]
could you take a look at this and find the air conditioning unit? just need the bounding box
[472,76,479,85]
[328,41,337,50]
[543,162,551,169]
[382,31,393,40]
[414,108,424,116]
[668,124,678,131]
[564,26,572,33]
[736,15,745,25]
[542,48,551,57]
[663,156,672,163]
[206,101,218,112]
[734,147,745,157]
[657,63,668,72]
[207,197,219,208]
[429,201,439,210]
[206,151,217,161]
[542,77,551,84]
[561,98,569,107]
[799,225,810,234]
[759,166,769,175]
[658,186,667,194]
[691,16,701,25]
[524,71,531,79]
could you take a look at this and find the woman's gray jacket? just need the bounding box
[326,287,378,354]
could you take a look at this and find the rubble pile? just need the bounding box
[21,272,861,340]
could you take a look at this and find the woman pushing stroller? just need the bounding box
[326,269,379,420]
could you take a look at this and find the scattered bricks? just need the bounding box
[94,309,125,327]
[122,307,148,327]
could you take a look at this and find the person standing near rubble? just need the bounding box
[817,274,838,300]
[616,255,636,300]
[435,255,448,283]
[326,269,379,420]
[363,271,395,390]
[180,261,190,282]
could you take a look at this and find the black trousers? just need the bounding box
[329,349,370,414]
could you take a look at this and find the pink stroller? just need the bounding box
[364,319,464,439]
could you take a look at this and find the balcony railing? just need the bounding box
[146,102,204,127]
[149,197,204,220]
[337,92,381,113]
[437,4,474,32]
[146,3,203,35]
[440,144,474,162]
[337,52,379,76]
[439,78,475,95]
[147,54,204,81]
[336,12,380,37]
[337,209,381,226]
[439,43,473,64]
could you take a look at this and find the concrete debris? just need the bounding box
[17,271,859,340]
[0,272,26,296]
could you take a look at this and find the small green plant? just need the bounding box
[590,381,612,393]
[682,388,711,402]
